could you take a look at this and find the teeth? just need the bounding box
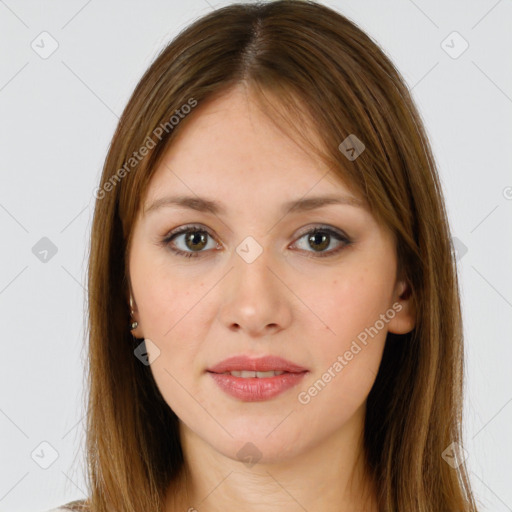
[222,370,286,378]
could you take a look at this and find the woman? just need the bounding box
[48,1,479,510]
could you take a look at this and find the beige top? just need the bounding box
[44,504,82,512]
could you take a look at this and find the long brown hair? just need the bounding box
[69,1,479,510]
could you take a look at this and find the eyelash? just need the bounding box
[160,223,352,260]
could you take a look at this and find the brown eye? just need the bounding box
[292,226,352,258]
[161,224,219,259]
[184,230,208,251]
[307,231,330,252]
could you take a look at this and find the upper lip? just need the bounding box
[207,355,308,374]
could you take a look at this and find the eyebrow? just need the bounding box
[143,194,365,216]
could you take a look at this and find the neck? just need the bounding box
[164,404,378,512]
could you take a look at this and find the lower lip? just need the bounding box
[208,371,308,401]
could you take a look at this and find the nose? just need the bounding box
[218,244,293,338]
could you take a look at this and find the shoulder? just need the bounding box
[43,500,89,512]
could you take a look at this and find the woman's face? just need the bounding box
[128,85,415,464]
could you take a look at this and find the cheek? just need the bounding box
[306,260,395,344]
[131,245,203,332]
[130,231,396,416]
[296,262,394,409]
[129,249,205,377]
[131,262,210,413]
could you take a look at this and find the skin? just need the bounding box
[128,84,416,512]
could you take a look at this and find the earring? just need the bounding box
[129,295,138,330]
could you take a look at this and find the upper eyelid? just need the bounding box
[165,223,350,247]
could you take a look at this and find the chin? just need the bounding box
[200,421,308,464]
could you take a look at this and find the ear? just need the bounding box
[128,290,145,339]
[387,278,416,335]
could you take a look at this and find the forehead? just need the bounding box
[145,86,359,205]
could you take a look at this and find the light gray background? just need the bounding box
[0,1,511,511]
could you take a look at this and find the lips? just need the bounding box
[207,355,308,374]
[207,355,309,401]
